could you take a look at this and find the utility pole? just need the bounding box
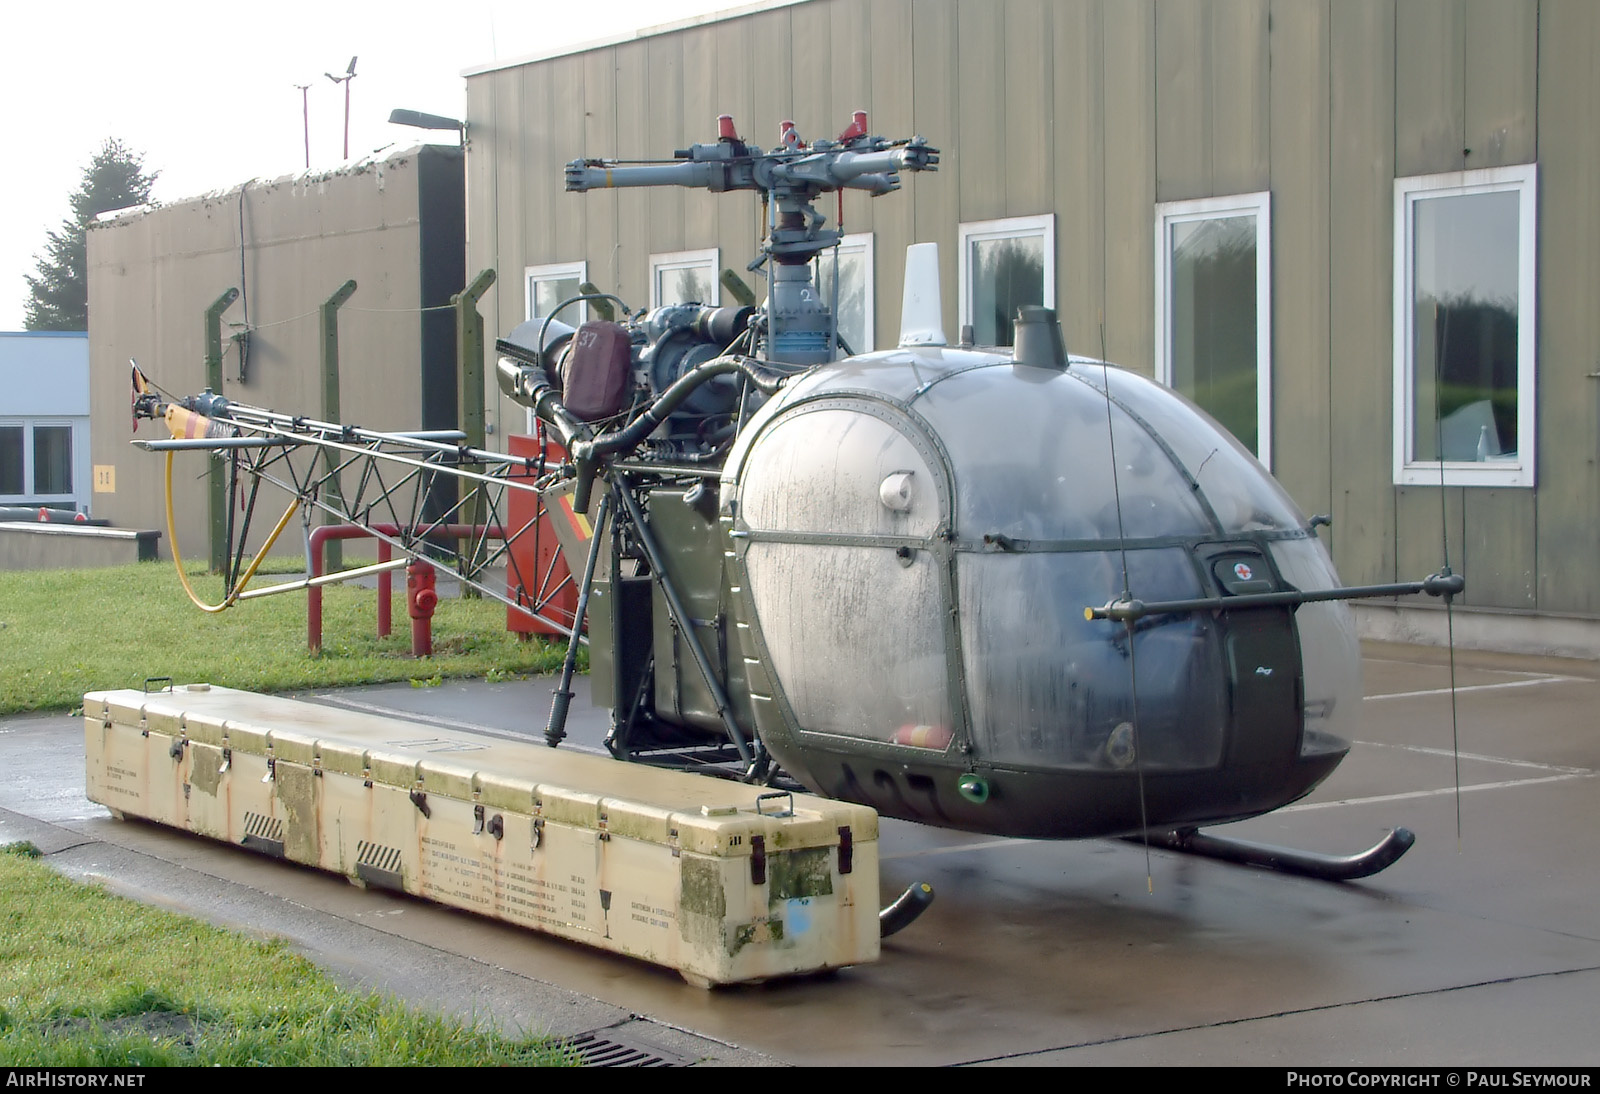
[294,83,311,168]
[325,57,357,160]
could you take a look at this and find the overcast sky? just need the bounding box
[0,0,735,331]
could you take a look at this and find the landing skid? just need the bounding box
[879,882,936,938]
[1128,825,1416,881]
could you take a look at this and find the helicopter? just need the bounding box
[133,113,1463,884]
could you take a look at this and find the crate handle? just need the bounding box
[755,791,793,818]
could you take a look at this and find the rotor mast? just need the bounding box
[565,113,939,364]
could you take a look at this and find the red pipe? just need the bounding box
[307,524,505,654]
[377,539,392,638]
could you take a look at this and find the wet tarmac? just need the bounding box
[2,640,1596,1066]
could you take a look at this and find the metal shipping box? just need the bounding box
[84,684,880,986]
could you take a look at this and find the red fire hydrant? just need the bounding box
[406,559,437,657]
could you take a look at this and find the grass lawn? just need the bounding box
[0,843,572,1066]
[0,561,571,714]
[0,564,580,1065]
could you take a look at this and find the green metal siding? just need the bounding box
[464,0,1598,619]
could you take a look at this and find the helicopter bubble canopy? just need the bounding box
[721,345,1363,838]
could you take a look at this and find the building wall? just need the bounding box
[463,0,1600,622]
[87,145,465,562]
[0,331,91,516]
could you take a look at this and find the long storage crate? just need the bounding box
[84,684,880,986]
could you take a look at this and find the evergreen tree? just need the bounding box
[23,139,159,331]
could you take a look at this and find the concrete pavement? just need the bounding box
[2,641,1596,1066]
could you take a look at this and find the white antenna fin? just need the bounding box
[898,242,947,347]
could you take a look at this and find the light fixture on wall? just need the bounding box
[388,109,466,150]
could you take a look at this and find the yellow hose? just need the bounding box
[165,450,300,613]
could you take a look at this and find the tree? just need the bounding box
[23,139,159,331]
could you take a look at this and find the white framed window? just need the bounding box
[649,249,720,309]
[523,262,588,434]
[1155,192,1273,468]
[813,232,875,356]
[0,418,83,509]
[958,215,1055,348]
[525,261,588,327]
[1393,165,1536,487]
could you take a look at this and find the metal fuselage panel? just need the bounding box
[707,350,1355,838]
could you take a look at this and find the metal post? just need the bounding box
[453,268,496,584]
[320,280,358,571]
[203,288,240,573]
[578,279,615,321]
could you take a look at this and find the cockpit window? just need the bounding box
[1087,365,1304,533]
[918,366,1214,542]
[958,548,1227,771]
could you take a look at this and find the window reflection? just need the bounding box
[0,426,22,495]
[33,425,72,496]
[1170,216,1259,452]
[1393,164,1534,487]
[1156,193,1270,466]
[959,216,1054,349]
[526,262,588,328]
[971,234,1044,347]
[531,276,580,321]
[813,236,872,355]
[1411,190,1520,462]
[650,250,720,309]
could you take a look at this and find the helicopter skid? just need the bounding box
[878,881,936,939]
[1128,824,1416,881]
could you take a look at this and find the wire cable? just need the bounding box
[164,450,299,613]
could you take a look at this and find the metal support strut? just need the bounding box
[613,479,755,765]
[546,494,611,749]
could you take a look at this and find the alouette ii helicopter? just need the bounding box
[132,113,1464,885]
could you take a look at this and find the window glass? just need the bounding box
[1091,365,1302,533]
[918,365,1214,542]
[746,542,952,744]
[1410,190,1520,462]
[650,250,719,309]
[33,425,72,496]
[813,233,874,356]
[524,263,587,433]
[958,549,1226,771]
[531,276,581,321]
[1268,537,1363,758]
[0,426,22,496]
[970,235,1043,346]
[1394,165,1536,487]
[959,216,1054,348]
[1156,193,1271,466]
[525,262,587,326]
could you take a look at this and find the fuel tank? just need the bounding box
[719,347,1362,838]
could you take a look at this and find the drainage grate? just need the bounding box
[240,811,285,858]
[563,1029,686,1067]
[354,838,405,891]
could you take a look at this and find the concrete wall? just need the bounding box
[87,145,464,563]
[0,523,159,570]
[461,0,1600,634]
